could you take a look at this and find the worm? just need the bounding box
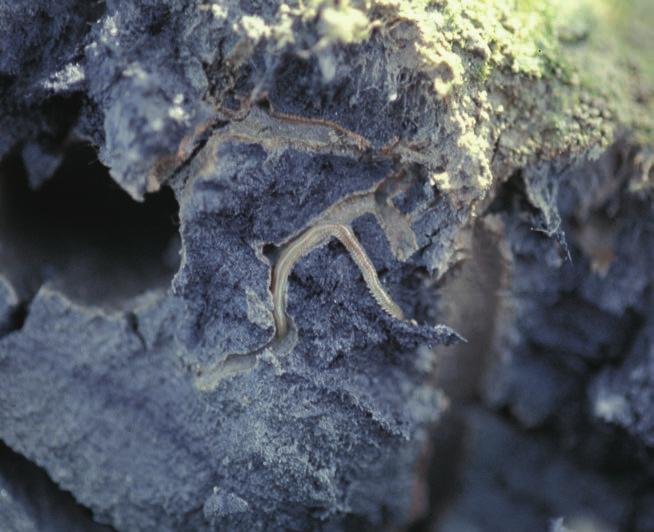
[271,223,404,337]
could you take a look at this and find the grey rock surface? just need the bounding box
[2,1,654,531]
[0,442,111,532]
[0,3,457,528]
[437,409,631,532]
[0,280,450,530]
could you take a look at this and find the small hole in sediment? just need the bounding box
[262,242,280,264]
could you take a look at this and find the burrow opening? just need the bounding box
[0,143,180,310]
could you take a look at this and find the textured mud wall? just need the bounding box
[1,1,653,531]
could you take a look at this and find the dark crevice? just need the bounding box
[0,280,33,340]
[0,440,115,531]
[126,311,147,351]
[262,241,280,263]
[6,302,29,334]
[171,117,229,189]
[0,143,181,311]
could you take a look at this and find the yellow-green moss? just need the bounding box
[244,0,652,201]
[220,0,652,273]
[266,0,652,134]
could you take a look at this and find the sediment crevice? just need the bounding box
[0,144,181,311]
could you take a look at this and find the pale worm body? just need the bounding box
[272,223,405,337]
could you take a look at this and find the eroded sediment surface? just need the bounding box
[1,1,653,530]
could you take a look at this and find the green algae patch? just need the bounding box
[360,0,652,187]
